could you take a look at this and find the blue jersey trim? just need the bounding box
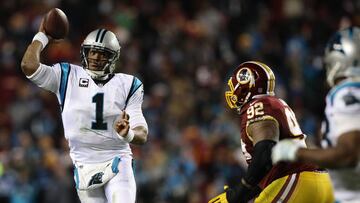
[329,82,360,105]
[111,156,121,173]
[59,63,71,111]
[74,167,79,189]
[124,77,142,108]
[132,159,136,177]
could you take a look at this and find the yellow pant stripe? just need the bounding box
[273,173,299,203]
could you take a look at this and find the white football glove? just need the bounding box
[272,139,303,164]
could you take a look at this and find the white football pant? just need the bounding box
[77,155,136,203]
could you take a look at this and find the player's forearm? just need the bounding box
[130,126,148,145]
[298,131,360,168]
[21,41,43,76]
[225,140,275,203]
[244,140,276,186]
[297,146,358,168]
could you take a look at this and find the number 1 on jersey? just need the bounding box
[92,93,107,130]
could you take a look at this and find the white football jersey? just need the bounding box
[27,63,148,164]
[324,79,360,201]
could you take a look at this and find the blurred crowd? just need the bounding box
[0,0,359,203]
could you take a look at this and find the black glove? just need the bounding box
[225,180,261,203]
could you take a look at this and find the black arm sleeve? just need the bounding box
[244,139,276,186]
[226,140,276,203]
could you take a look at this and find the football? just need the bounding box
[44,8,69,39]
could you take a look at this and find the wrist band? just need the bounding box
[32,32,49,50]
[123,129,135,143]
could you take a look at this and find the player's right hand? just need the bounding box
[271,139,302,164]
[38,18,51,39]
[38,17,62,43]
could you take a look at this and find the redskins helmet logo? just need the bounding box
[236,67,255,88]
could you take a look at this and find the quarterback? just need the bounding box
[21,18,148,202]
[209,61,334,203]
[272,27,360,202]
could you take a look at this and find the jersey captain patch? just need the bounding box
[79,78,89,87]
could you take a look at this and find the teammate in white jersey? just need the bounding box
[272,26,360,202]
[21,18,148,203]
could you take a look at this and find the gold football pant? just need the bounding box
[254,171,334,203]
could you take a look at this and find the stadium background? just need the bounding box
[0,0,358,202]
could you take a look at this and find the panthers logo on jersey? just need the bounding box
[88,172,104,187]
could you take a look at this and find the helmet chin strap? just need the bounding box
[85,69,110,80]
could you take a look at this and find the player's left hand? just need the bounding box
[271,139,302,164]
[114,111,130,138]
[208,186,229,203]
[209,184,258,203]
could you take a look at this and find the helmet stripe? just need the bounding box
[99,29,108,43]
[252,61,275,94]
[95,29,105,42]
[95,29,102,42]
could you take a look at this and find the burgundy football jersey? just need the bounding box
[238,95,319,188]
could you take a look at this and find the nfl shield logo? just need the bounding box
[79,78,89,87]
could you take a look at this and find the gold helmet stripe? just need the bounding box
[250,61,275,95]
